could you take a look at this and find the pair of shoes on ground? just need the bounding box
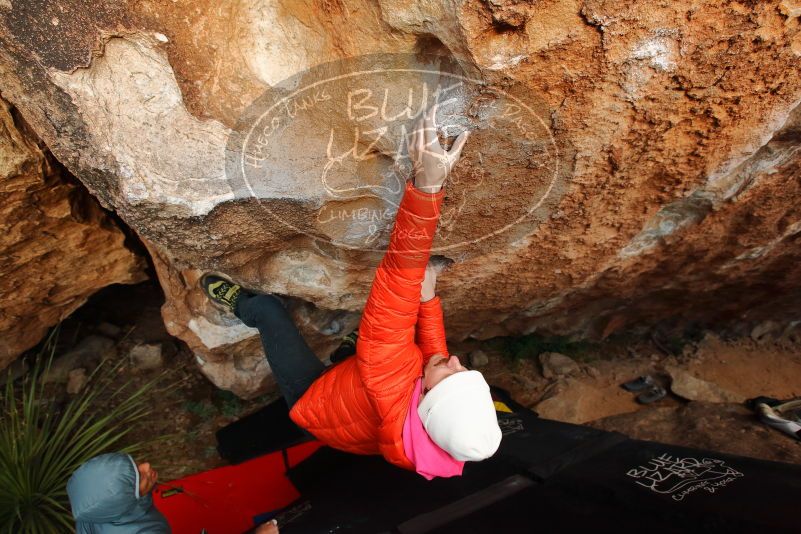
[621,375,666,404]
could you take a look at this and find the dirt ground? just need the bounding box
[34,281,801,481]
[465,331,801,465]
[38,281,279,480]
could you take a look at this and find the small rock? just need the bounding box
[700,331,721,345]
[468,349,489,368]
[43,335,116,383]
[129,343,163,371]
[0,357,29,385]
[539,352,580,379]
[534,378,605,423]
[96,322,123,338]
[778,322,801,344]
[584,365,601,379]
[511,373,539,391]
[681,344,697,359]
[751,320,779,343]
[539,378,568,401]
[66,368,88,395]
[666,366,744,403]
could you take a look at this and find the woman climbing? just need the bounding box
[202,106,501,479]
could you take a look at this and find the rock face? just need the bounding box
[0,1,800,396]
[0,98,145,369]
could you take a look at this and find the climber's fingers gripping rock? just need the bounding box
[409,104,470,193]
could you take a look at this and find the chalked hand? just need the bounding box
[409,104,470,193]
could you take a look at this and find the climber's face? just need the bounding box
[422,353,466,393]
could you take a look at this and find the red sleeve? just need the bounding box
[416,296,449,364]
[357,181,444,405]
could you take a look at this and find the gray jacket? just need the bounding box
[67,453,171,534]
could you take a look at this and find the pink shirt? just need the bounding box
[402,377,465,480]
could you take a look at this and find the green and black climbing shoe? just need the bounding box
[329,329,359,363]
[201,274,244,312]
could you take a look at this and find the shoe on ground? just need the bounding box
[621,375,655,392]
[636,385,667,405]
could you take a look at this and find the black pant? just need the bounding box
[234,294,325,409]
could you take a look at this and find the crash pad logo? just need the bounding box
[497,417,525,436]
[225,53,567,260]
[627,453,744,502]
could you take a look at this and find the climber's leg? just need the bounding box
[234,293,326,409]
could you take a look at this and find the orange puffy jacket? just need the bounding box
[289,180,449,471]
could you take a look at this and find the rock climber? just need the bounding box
[67,453,281,534]
[202,106,502,479]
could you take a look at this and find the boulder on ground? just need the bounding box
[666,366,745,404]
[129,343,164,371]
[66,368,88,395]
[751,321,781,343]
[539,352,580,379]
[43,335,116,384]
[468,349,489,368]
[96,322,123,339]
[535,377,637,424]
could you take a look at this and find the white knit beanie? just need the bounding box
[417,370,502,461]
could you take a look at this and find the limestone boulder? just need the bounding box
[0,98,145,369]
[539,352,581,379]
[42,335,116,384]
[666,366,746,404]
[1,1,800,396]
[129,343,164,372]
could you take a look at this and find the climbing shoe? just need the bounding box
[329,329,359,364]
[621,375,655,392]
[636,385,667,405]
[201,274,244,312]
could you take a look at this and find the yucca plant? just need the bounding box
[0,331,165,533]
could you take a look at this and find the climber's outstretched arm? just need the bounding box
[357,181,443,396]
[417,263,449,363]
[357,107,469,395]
